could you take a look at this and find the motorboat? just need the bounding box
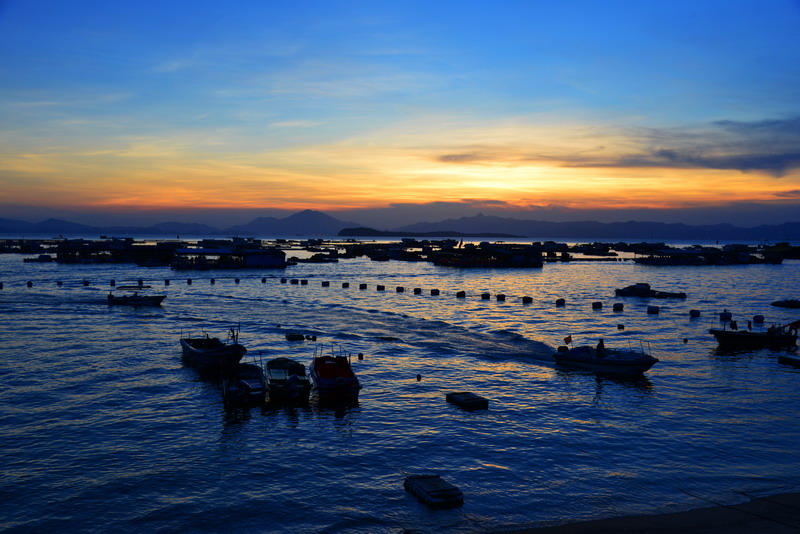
[308,344,361,402]
[265,357,311,403]
[554,341,659,375]
[107,292,166,306]
[222,359,267,407]
[180,327,247,371]
[614,283,686,299]
[709,322,798,349]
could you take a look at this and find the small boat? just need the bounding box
[180,327,247,370]
[107,292,166,306]
[554,341,659,375]
[772,299,800,309]
[614,283,686,299]
[709,322,798,349]
[223,359,267,407]
[265,357,311,403]
[309,344,361,402]
[23,254,55,263]
[404,474,464,508]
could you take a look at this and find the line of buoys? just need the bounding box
[592,301,602,309]
[522,296,533,304]
[456,291,466,298]
[431,289,440,296]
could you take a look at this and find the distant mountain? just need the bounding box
[338,227,521,238]
[226,209,362,236]
[395,213,800,241]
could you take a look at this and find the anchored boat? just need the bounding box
[265,357,311,403]
[309,344,361,402]
[180,327,247,371]
[554,340,659,375]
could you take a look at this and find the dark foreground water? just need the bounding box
[1,250,799,533]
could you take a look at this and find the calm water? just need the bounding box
[1,249,800,533]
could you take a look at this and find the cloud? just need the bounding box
[776,189,800,198]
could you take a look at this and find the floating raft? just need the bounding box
[404,474,464,508]
[446,391,489,411]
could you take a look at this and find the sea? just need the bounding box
[1,237,799,533]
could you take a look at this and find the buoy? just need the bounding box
[413,288,422,294]
[27,281,33,287]
[753,314,765,324]
[617,324,625,330]
[110,280,116,287]
[321,281,330,287]
[262,277,267,283]
[496,294,506,301]
[164,279,170,286]
[456,291,466,298]
[138,279,144,287]
[522,296,533,304]
[285,333,304,341]
[359,283,367,290]
[377,285,385,291]
[358,353,364,360]
[683,338,688,343]
[481,293,490,300]
[187,279,192,285]
[555,298,565,307]
[689,309,701,317]
[83,280,89,286]
[0,282,3,290]
[416,374,421,381]
[300,279,308,285]
[396,286,404,293]
[431,289,440,296]
[290,279,299,284]
[235,278,240,284]
[647,305,660,314]
[592,301,602,309]
[612,303,623,312]
[719,310,732,321]
[210,278,215,284]
[280,278,287,283]
[57,281,63,287]
[342,282,350,288]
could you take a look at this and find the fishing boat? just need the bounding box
[107,292,166,306]
[709,321,799,349]
[222,358,267,407]
[180,327,247,370]
[554,340,659,375]
[265,357,311,403]
[309,344,361,402]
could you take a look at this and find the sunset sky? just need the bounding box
[1,0,799,227]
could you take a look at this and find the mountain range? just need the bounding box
[1,210,798,241]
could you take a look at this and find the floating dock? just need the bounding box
[404,474,464,508]
[446,391,489,411]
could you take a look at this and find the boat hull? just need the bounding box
[554,346,659,375]
[108,294,166,306]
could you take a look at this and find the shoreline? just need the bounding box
[496,492,800,533]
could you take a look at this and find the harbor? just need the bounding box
[1,241,799,533]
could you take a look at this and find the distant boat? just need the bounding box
[614,283,686,299]
[23,254,55,263]
[309,344,361,402]
[180,327,247,371]
[554,342,659,375]
[709,322,798,349]
[107,292,165,306]
[265,357,311,403]
[772,299,800,309]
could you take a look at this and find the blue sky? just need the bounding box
[1,0,799,227]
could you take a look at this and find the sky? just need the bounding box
[1,0,800,228]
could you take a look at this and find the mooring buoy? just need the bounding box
[413,287,422,294]
[456,291,466,298]
[342,282,350,288]
[522,296,533,304]
[612,303,623,312]
[592,301,602,309]
[647,305,660,314]
[496,294,506,301]
[431,289,440,296]
[556,298,565,306]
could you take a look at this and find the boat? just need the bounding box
[778,353,800,367]
[404,474,464,508]
[308,344,361,402]
[772,299,800,309]
[265,357,311,403]
[107,292,166,306]
[222,359,267,407]
[180,327,247,371]
[23,254,55,263]
[709,322,799,349]
[614,283,686,299]
[554,341,659,375]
